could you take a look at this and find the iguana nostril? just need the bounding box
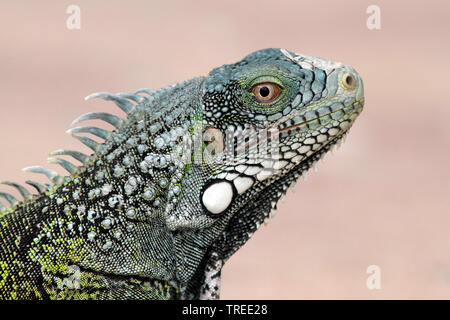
[340,73,357,90]
[345,75,354,87]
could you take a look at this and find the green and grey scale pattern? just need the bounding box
[0,48,364,299]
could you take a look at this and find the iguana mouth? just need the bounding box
[208,98,364,159]
[223,99,364,161]
[278,98,365,134]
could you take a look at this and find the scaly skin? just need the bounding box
[0,48,364,299]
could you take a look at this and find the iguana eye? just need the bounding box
[251,82,282,103]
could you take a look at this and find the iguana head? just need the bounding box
[167,48,364,297]
[200,48,364,210]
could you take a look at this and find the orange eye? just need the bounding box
[251,82,282,103]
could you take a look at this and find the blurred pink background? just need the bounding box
[0,1,449,299]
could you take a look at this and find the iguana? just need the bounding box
[0,48,364,300]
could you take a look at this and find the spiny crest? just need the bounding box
[0,89,154,211]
